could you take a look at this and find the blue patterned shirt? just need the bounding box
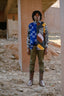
[27,21,48,50]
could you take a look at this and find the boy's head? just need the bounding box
[32,10,42,22]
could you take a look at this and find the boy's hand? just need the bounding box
[44,47,48,55]
[27,48,30,55]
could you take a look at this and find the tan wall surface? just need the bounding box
[21,0,44,71]
[45,0,60,34]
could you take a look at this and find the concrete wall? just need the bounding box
[7,13,18,38]
[45,0,60,34]
[21,0,44,71]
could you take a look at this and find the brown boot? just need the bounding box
[39,71,45,87]
[28,71,34,86]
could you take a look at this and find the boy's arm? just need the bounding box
[44,25,48,48]
[44,25,48,55]
[27,27,30,55]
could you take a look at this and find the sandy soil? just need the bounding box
[0,36,61,96]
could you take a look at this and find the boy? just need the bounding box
[27,10,48,87]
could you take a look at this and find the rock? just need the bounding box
[12,53,19,60]
[57,81,61,84]
[16,88,23,92]
[10,55,16,59]
[0,49,5,54]
[3,60,8,63]
[45,67,50,71]
[49,64,55,70]
[56,51,61,54]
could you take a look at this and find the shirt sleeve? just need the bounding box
[44,25,48,48]
[27,26,30,48]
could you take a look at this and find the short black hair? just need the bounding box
[32,10,42,21]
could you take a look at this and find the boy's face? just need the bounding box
[34,13,40,22]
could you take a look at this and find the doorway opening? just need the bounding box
[0,22,7,38]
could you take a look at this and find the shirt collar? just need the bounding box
[34,21,41,24]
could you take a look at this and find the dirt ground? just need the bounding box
[0,34,62,96]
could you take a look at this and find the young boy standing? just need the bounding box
[27,10,48,87]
